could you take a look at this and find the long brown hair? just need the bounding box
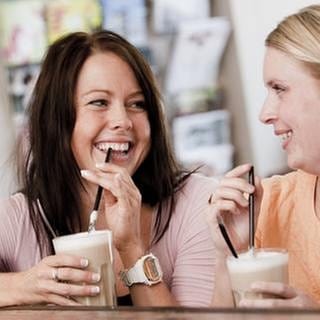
[21,31,190,255]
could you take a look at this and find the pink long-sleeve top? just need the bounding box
[0,174,218,307]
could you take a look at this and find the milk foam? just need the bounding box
[227,249,289,306]
[53,230,111,252]
[52,229,116,306]
[227,249,288,273]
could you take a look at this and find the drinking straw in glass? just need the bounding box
[217,216,238,258]
[88,147,112,233]
[248,166,255,250]
[208,194,238,258]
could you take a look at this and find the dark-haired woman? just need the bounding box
[0,31,217,307]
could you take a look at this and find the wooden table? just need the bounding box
[1,306,320,320]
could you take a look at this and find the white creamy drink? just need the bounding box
[53,230,116,307]
[226,249,288,306]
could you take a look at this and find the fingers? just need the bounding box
[52,268,59,282]
[211,165,255,207]
[34,255,89,282]
[207,164,261,252]
[239,287,319,309]
[44,260,102,299]
[80,165,141,209]
[221,177,255,194]
[239,297,288,308]
[39,279,100,299]
[41,255,102,284]
[212,185,251,208]
[80,165,137,197]
[18,255,102,306]
[225,163,252,178]
[45,293,81,306]
[209,163,263,215]
[51,267,101,284]
[238,282,300,308]
[111,173,141,208]
[251,281,297,299]
[42,254,89,269]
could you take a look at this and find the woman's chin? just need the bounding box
[287,156,310,173]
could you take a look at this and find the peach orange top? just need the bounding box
[256,170,320,303]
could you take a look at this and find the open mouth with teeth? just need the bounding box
[280,131,292,142]
[95,142,131,157]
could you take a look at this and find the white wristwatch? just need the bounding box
[120,253,163,287]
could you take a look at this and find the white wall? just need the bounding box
[0,63,16,196]
[228,0,317,176]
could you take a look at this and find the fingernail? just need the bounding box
[80,258,89,267]
[80,170,91,177]
[91,286,100,294]
[92,273,101,282]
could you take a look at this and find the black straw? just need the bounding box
[208,194,238,258]
[248,166,255,249]
[92,147,112,211]
[217,216,238,258]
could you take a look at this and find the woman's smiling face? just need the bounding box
[71,52,151,177]
[260,47,320,174]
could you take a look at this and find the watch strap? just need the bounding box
[120,253,162,287]
[121,258,145,286]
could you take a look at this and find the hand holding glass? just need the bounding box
[226,248,288,307]
[53,230,116,307]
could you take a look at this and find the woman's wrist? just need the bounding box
[118,243,146,269]
[0,272,24,307]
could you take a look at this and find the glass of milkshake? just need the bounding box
[53,229,116,307]
[226,248,288,306]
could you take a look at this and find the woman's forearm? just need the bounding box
[130,282,178,306]
[0,272,23,307]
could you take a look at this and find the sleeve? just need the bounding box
[0,196,21,271]
[170,176,218,307]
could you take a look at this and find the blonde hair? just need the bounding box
[266,5,320,78]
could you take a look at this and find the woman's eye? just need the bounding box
[89,99,108,107]
[272,84,285,94]
[129,100,146,110]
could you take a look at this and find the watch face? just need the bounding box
[143,256,161,281]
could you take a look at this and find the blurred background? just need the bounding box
[0,0,317,197]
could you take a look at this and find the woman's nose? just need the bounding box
[259,96,278,125]
[108,105,132,130]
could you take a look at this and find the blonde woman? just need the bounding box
[208,5,320,308]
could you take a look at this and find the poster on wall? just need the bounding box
[152,0,210,34]
[172,110,233,176]
[46,0,102,44]
[165,17,231,95]
[101,0,148,48]
[0,0,47,66]
[7,64,40,114]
